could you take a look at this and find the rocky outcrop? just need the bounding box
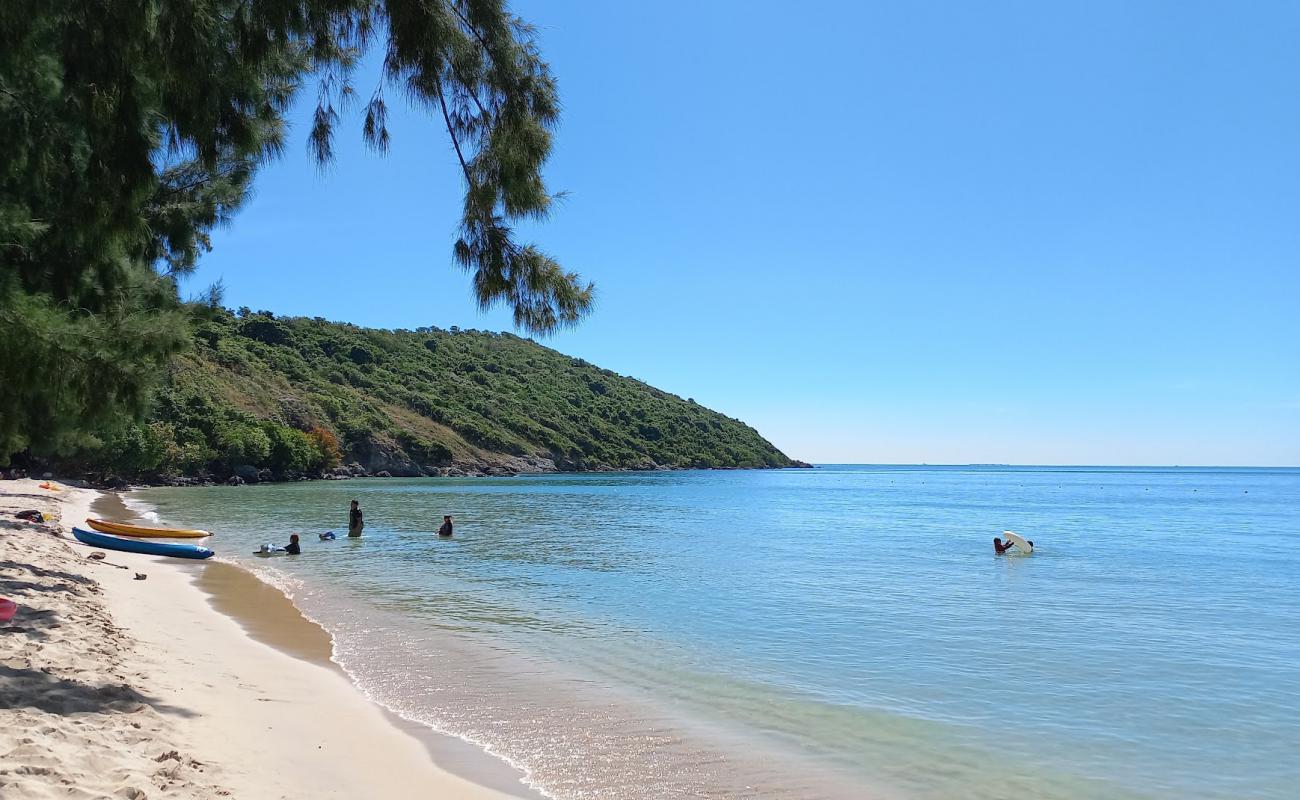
[350,439,423,478]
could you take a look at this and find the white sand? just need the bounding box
[0,478,522,799]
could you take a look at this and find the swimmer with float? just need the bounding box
[994,531,1034,554]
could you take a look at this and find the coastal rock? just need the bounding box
[233,464,260,482]
[374,470,392,478]
[491,454,558,474]
[352,439,422,477]
[225,476,245,486]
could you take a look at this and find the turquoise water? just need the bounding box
[134,466,1300,799]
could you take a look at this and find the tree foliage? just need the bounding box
[0,0,589,462]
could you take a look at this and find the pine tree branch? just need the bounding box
[447,61,492,120]
[434,75,475,187]
[0,86,35,118]
[154,163,242,200]
[449,2,495,58]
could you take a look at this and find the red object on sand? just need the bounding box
[0,598,16,622]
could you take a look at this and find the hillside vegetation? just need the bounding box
[68,310,801,483]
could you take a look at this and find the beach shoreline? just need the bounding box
[0,458,815,494]
[0,477,537,799]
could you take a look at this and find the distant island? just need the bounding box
[44,309,806,486]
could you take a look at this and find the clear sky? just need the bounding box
[187,1,1300,466]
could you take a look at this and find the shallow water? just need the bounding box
[134,466,1300,799]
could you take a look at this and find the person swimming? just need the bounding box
[285,533,301,555]
[437,515,453,537]
[994,536,1034,554]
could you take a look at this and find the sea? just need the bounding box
[131,465,1300,799]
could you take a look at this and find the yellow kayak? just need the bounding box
[86,518,212,539]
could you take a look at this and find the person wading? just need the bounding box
[348,499,364,538]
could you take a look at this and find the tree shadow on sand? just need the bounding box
[0,665,198,718]
[0,492,65,502]
[0,558,96,589]
[0,561,96,640]
[0,518,66,535]
[0,605,60,641]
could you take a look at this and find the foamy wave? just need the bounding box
[121,493,162,522]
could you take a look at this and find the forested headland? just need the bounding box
[28,309,804,485]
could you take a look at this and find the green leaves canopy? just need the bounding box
[0,0,590,461]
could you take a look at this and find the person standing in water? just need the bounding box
[348,499,364,538]
[437,515,453,537]
[285,533,301,555]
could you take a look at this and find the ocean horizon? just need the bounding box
[133,464,1300,799]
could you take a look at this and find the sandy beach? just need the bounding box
[0,478,530,799]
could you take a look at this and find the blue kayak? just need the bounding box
[72,527,215,560]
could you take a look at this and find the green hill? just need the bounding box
[70,309,803,483]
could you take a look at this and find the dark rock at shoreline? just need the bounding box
[54,456,813,491]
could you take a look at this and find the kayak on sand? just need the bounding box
[86,518,211,539]
[72,527,215,560]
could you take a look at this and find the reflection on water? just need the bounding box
[136,466,1300,799]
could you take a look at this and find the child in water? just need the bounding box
[285,533,301,555]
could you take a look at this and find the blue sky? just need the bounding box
[188,1,1300,466]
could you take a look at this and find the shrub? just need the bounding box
[213,419,271,467]
[263,424,318,474]
[307,426,342,469]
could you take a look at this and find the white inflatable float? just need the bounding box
[1002,530,1033,554]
